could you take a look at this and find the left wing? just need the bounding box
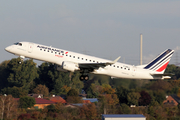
[78,56,121,70]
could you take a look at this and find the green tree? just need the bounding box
[127,91,141,106]
[19,96,35,109]
[6,58,38,91]
[36,62,70,93]
[165,64,180,80]
[70,71,84,93]
[119,103,131,114]
[0,60,10,90]
[66,89,82,103]
[33,84,49,97]
[86,83,102,98]
[116,86,129,104]
[153,90,166,104]
[67,89,78,96]
[1,86,28,98]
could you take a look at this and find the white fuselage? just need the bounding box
[5,42,157,79]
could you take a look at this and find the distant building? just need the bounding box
[14,98,55,109]
[34,98,55,109]
[82,98,98,103]
[49,95,66,104]
[102,114,146,120]
[28,94,43,98]
[163,95,180,106]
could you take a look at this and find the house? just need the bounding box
[163,95,180,106]
[14,98,55,109]
[49,96,66,104]
[34,98,56,109]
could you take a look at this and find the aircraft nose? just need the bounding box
[5,46,12,52]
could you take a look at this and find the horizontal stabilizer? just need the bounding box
[150,73,174,79]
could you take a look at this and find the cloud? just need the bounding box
[174,46,180,51]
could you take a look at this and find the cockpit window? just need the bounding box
[14,42,22,46]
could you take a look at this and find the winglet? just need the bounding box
[107,56,121,65]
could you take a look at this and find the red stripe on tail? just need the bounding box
[156,62,169,72]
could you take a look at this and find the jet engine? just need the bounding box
[56,65,68,72]
[62,61,79,72]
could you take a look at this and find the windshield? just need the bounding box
[14,42,22,46]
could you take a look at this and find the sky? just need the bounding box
[1,0,180,66]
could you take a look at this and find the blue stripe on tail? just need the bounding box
[144,49,173,69]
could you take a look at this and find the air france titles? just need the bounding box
[37,45,64,58]
[37,45,61,52]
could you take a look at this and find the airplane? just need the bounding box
[5,42,174,80]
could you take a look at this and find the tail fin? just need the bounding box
[144,49,174,74]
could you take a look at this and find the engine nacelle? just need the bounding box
[62,61,79,72]
[56,65,68,72]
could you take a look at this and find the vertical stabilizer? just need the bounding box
[144,49,174,74]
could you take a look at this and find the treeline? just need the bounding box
[0,58,84,97]
[1,58,180,119]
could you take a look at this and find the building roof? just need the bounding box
[102,114,146,118]
[50,96,66,104]
[82,98,98,103]
[35,98,55,104]
[82,100,91,104]
[171,94,180,104]
[14,98,55,104]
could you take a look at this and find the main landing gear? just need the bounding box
[79,74,89,81]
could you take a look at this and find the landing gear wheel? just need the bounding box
[84,75,89,80]
[79,75,89,81]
